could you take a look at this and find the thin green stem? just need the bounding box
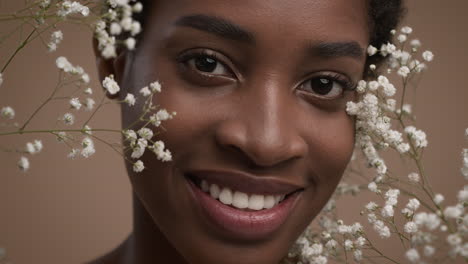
[0,128,122,137]
[1,26,36,73]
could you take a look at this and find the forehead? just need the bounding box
[147,0,370,46]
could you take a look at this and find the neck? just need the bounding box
[122,192,188,264]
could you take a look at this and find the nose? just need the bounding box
[214,81,308,168]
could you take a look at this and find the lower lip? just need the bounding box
[186,177,300,240]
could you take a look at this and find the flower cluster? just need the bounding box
[95,0,143,58]
[283,26,468,264]
[123,82,177,173]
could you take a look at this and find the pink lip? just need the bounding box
[185,176,301,241]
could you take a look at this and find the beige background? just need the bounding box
[0,1,467,263]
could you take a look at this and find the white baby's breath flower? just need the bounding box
[373,220,391,238]
[84,88,93,95]
[33,140,43,153]
[444,206,462,219]
[368,80,379,91]
[410,39,422,49]
[18,156,30,171]
[414,212,441,230]
[422,50,434,62]
[367,45,378,56]
[406,198,420,211]
[150,140,173,162]
[26,140,43,154]
[57,1,89,17]
[83,125,92,135]
[1,106,15,119]
[401,26,413,34]
[369,64,376,71]
[133,160,145,172]
[404,221,418,233]
[56,56,73,72]
[355,80,367,93]
[120,17,132,31]
[368,182,378,193]
[433,193,444,205]
[140,86,151,96]
[131,138,148,159]
[124,129,137,142]
[381,205,394,218]
[131,21,141,36]
[133,2,143,12]
[397,66,410,78]
[447,234,462,246]
[110,22,122,35]
[125,37,136,50]
[365,201,378,211]
[397,34,407,43]
[84,98,95,111]
[81,137,95,158]
[150,81,162,92]
[26,142,35,154]
[67,149,79,159]
[137,128,153,140]
[402,103,412,114]
[124,93,136,106]
[405,248,420,263]
[56,132,67,142]
[63,113,75,125]
[81,73,90,83]
[70,98,82,110]
[458,186,468,203]
[405,126,428,148]
[424,245,435,257]
[325,239,337,250]
[408,172,420,183]
[102,75,120,95]
[48,30,63,52]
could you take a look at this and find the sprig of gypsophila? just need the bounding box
[1,0,142,79]
[283,26,468,264]
[1,1,176,173]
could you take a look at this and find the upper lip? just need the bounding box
[185,169,305,195]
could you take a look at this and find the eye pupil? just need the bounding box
[195,57,217,72]
[311,78,333,95]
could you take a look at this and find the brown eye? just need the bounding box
[187,55,230,76]
[299,75,354,99]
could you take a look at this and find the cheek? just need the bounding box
[303,109,355,187]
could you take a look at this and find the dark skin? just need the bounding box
[91,0,369,263]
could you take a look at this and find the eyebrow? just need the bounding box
[175,14,255,43]
[175,14,364,60]
[311,41,364,60]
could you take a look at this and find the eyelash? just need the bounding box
[176,49,356,93]
[176,50,234,76]
[314,72,356,91]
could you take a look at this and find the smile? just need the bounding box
[185,170,304,240]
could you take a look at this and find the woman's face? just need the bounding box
[117,0,368,263]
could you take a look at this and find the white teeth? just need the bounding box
[199,179,289,210]
[210,184,220,199]
[248,194,264,210]
[219,187,233,205]
[274,195,281,203]
[263,195,276,209]
[232,191,249,209]
[201,180,209,192]
[279,194,286,202]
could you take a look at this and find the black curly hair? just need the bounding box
[130,0,405,78]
